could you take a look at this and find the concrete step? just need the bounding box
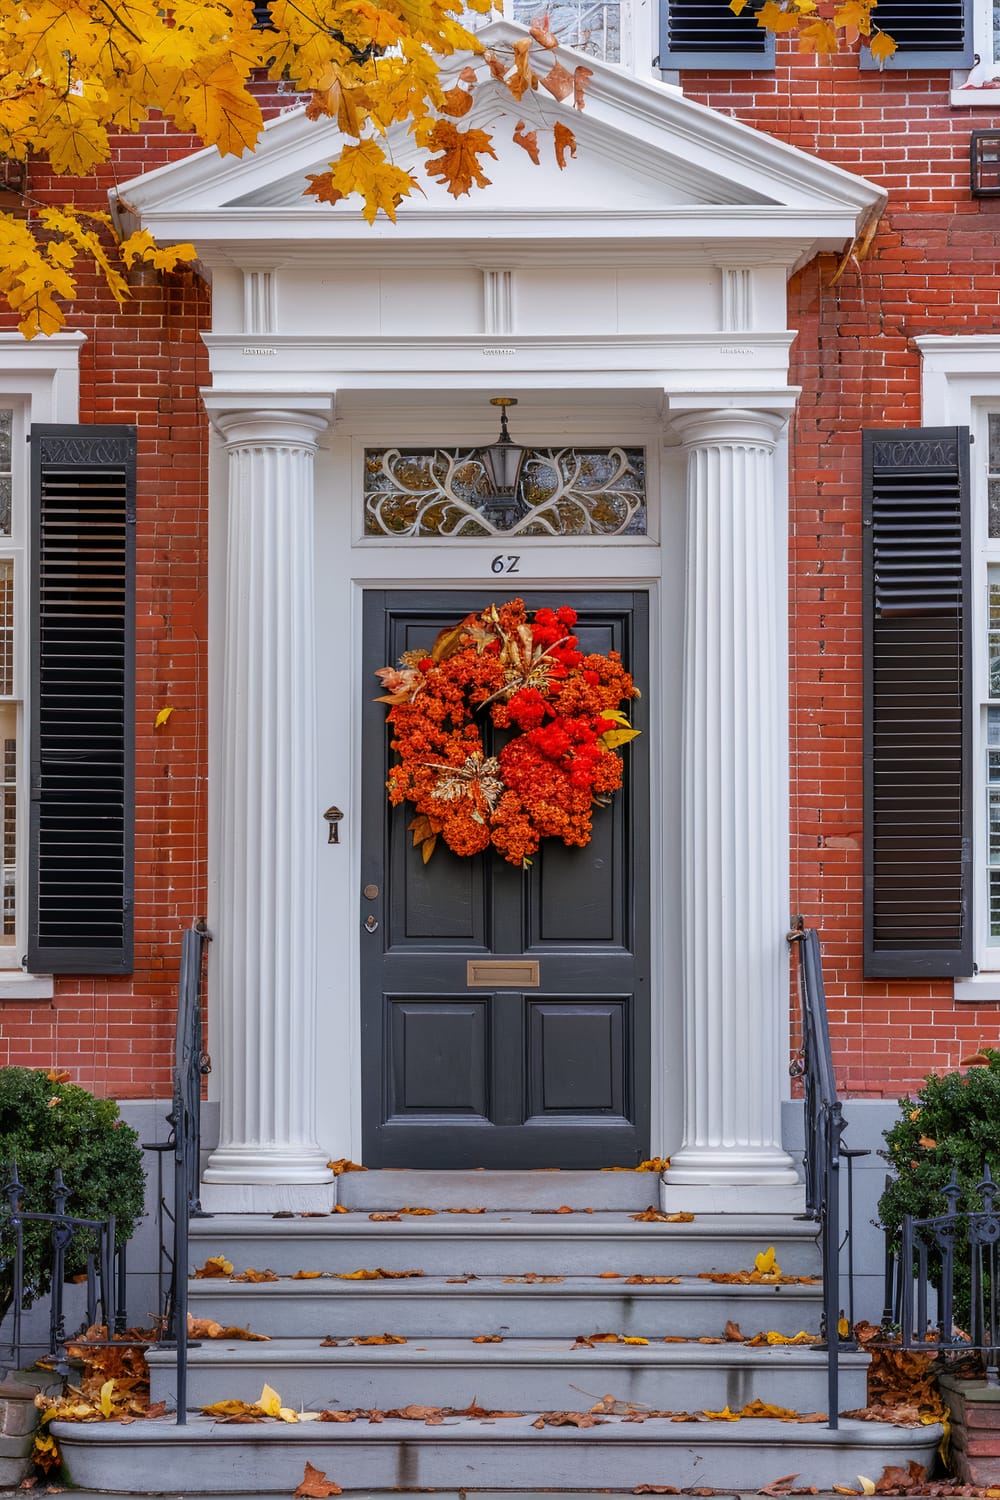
[52,1412,943,1495]
[146,1336,868,1414]
[188,1213,822,1279]
[336,1170,662,1212]
[188,1273,824,1340]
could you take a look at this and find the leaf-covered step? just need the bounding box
[145,1335,869,1414]
[187,1272,825,1340]
[52,1411,944,1496]
[187,1212,822,1279]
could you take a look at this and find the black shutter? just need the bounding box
[659,0,775,69]
[863,427,972,978]
[28,425,136,975]
[859,0,973,68]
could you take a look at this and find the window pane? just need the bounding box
[510,0,620,60]
[0,560,12,699]
[0,409,10,473]
[0,706,16,947]
[365,446,646,537]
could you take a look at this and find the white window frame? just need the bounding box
[484,0,657,79]
[0,333,85,996]
[951,0,1000,102]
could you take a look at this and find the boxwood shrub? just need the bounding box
[0,1067,145,1319]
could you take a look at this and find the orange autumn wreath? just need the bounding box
[376,599,640,867]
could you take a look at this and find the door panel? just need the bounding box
[361,589,649,1168]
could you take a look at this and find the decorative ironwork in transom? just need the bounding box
[363,447,646,539]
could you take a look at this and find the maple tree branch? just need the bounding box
[91,0,145,47]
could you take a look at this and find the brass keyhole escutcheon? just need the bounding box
[364,915,379,933]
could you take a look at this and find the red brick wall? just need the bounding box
[1,54,993,1105]
[687,44,1000,1096]
[0,146,212,1097]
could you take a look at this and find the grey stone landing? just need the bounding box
[52,1413,944,1496]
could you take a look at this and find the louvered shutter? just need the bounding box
[28,425,136,975]
[863,427,972,978]
[659,0,775,69]
[859,0,973,67]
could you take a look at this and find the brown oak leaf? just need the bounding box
[440,86,474,117]
[425,122,497,197]
[540,61,573,100]
[294,1461,342,1497]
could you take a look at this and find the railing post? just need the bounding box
[172,919,211,1426]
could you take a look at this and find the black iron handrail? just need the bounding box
[788,920,867,1430]
[172,919,211,1424]
[0,1161,127,1373]
[146,920,211,1424]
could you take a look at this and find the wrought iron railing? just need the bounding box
[886,1167,1000,1383]
[0,1162,128,1374]
[788,920,868,1429]
[145,919,211,1424]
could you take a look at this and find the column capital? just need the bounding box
[202,391,334,450]
[666,389,798,450]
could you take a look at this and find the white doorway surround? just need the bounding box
[118,26,885,1212]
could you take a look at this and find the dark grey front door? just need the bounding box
[360,590,650,1168]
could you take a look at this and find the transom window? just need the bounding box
[364,446,646,538]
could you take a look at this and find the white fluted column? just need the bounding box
[663,404,801,1211]
[202,401,334,1202]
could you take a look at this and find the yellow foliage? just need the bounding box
[0,0,893,335]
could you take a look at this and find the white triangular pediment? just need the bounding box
[119,21,883,260]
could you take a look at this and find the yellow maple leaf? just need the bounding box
[154,706,175,728]
[834,0,873,34]
[120,230,197,275]
[99,1379,116,1418]
[306,141,418,223]
[868,29,898,61]
[798,17,839,51]
[756,1,801,31]
[257,1382,283,1417]
[176,56,264,157]
[754,1246,780,1276]
[703,1405,741,1421]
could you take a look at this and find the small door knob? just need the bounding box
[363,884,379,900]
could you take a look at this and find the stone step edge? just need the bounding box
[53,1415,940,1496]
[188,1275,823,1293]
[146,1337,865,1368]
[190,1213,821,1234]
[51,1413,939,1444]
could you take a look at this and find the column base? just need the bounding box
[660,1180,806,1214]
[199,1182,338,1215]
[203,1145,334,1187]
[662,1146,803,1213]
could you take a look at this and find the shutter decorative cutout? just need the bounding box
[28,425,136,975]
[859,0,973,68]
[659,0,775,69]
[863,427,972,978]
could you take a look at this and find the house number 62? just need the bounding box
[490,554,521,574]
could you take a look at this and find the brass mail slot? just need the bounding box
[467,959,540,988]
